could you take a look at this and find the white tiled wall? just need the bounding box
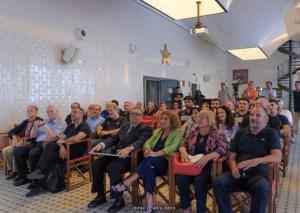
[0,0,230,131]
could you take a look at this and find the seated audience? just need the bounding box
[180,105,201,133]
[234,98,250,127]
[261,81,277,99]
[213,106,282,213]
[65,102,87,125]
[225,100,235,113]
[86,104,105,133]
[111,99,124,115]
[241,98,281,133]
[94,103,127,146]
[135,101,143,111]
[3,105,42,182]
[268,99,290,135]
[110,110,182,213]
[26,107,91,197]
[87,104,95,118]
[210,98,221,115]
[278,99,293,126]
[144,101,157,116]
[100,102,111,119]
[194,90,205,106]
[201,102,210,111]
[176,110,229,213]
[87,107,152,211]
[14,105,66,188]
[120,101,133,121]
[178,96,194,124]
[216,106,239,141]
[172,87,184,109]
[172,101,180,113]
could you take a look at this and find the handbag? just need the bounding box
[172,154,203,176]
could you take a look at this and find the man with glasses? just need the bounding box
[88,107,152,212]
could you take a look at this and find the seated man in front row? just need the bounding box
[87,107,152,212]
[213,106,282,213]
[26,107,91,197]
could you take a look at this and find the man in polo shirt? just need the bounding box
[14,105,66,188]
[234,98,250,128]
[178,96,194,124]
[93,103,127,146]
[86,104,105,133]
[87,107,152,212]
[3,105,42,184]
[213,106,282,213]
[268,99,290,135]
[26,107,91,197]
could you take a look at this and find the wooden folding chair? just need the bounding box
[65,138,92,191]
[280,133,290,177]
[231,163,279,213]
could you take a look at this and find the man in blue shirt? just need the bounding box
[213,106,282,213]
[13,105,66,187]
[86,104,105,133]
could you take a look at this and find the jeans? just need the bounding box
[213,171,270,213]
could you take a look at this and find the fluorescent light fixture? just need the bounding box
[228,47,268,60]
[142,0,226,20]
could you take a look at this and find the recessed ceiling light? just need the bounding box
[142,0,226,20]
[228,47,268,60]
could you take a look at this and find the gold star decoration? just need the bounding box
[160,44,171,65]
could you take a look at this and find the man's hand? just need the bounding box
[98,130,109,136]
[91,143,103,152]
[143,148,151,156]
[117,147,131,159]
[237,158,261,170]
[194,155,211,168]
[34,120,44,127]
[231,168,241,179]
[59,145,67,159]
[11,135,19,147]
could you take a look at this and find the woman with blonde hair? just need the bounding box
[111,110,182,213]
[176,110,229,213]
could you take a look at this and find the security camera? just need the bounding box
[76,28,86,40]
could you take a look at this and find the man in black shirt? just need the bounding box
[87,107,152,212]
[293,81,300,133]
[178,96,194,124]
[120,101,133,121]
[213,106,282,213]
[234,98,250,127]
[26,108,91,197]
[268,99,290,135]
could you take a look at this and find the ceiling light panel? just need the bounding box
[142,0,226,20]
[228,47,268,60]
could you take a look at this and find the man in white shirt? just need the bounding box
[261,81,277,99]
[278,99,293,126]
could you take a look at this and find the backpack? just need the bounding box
[46,163,66,193]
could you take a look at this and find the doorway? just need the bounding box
[143,76,180,109]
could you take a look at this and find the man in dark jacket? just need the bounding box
[3,105,42,184]
[87,107,152,212]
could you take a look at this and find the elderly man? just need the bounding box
[3,105,42,183]
[88,107,152,212]
[86,104,105,133]
[213,106,282,213]
[26,107,91,197]
[13,105,66,188]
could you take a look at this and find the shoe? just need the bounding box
[27,169,45,180]
[107,198,125,213]
[110,182,128,193]
[13,174,23,182]
[25,186,45,197]
[27,180,38,189]
[6,172,17,180]
[87,195,107,208]
[13,177,31,186]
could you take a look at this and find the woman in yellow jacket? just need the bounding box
[111,110,182,213]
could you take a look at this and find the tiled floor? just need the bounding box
[0,136,299,213]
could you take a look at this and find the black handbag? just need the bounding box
[46,163,66,193]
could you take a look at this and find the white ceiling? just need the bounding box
[139,0,300,57]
